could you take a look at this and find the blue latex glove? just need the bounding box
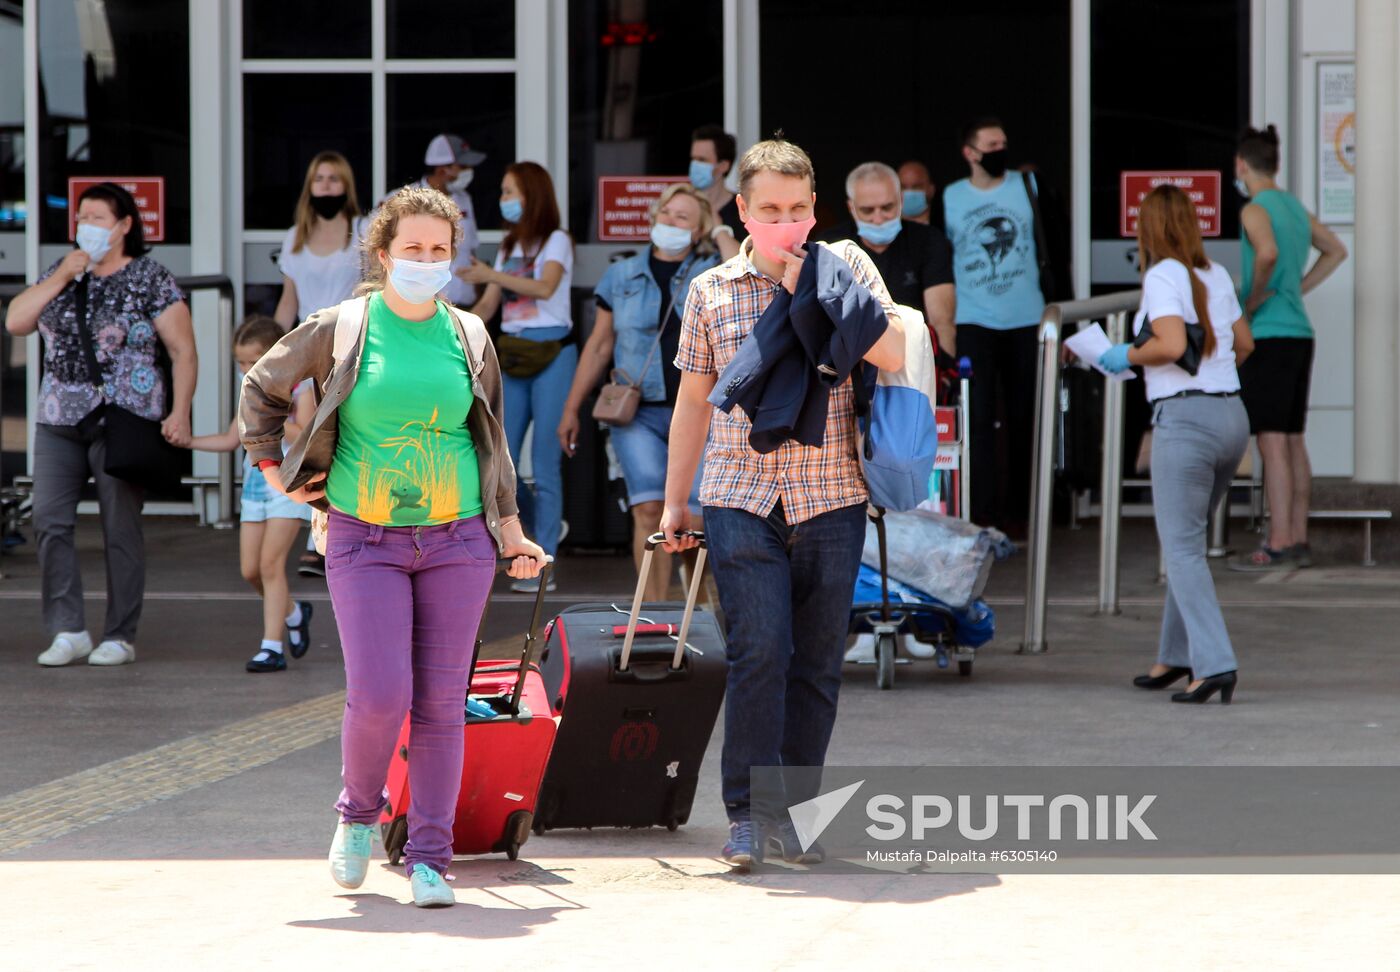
[1098,343,1133,374]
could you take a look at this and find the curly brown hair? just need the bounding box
[357,184,461,295]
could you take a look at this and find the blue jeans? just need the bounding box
[704,500,867,822]
[502,326,577,556]
[608,403,703,514]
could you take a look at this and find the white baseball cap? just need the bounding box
[424,133,486,168]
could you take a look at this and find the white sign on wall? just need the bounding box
[1316,61,1355,224]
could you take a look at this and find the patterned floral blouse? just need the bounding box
[35,256,185,426]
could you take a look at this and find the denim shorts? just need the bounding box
[240,463,312,523]
[607,403,702,513]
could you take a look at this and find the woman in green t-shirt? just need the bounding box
[240,185,545,907]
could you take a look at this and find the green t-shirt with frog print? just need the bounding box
[326,293,482,525]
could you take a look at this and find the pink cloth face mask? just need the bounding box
[743,215,817,262]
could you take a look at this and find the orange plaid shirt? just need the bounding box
[674,237,898,524]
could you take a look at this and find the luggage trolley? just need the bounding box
[849,362,977,690]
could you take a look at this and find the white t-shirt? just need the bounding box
[493,229,574,334]
[278,222,364,324]
[406,177,480,306]
[1133,258,1243,402]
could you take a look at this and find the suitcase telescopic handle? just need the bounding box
[467,557,552,714]
[620,533,708,673]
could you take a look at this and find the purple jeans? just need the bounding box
[324,510,495,875]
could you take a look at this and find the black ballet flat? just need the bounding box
[1133,666,1191,689]
[1171,671,1237,704]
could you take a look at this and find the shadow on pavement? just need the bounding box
[289,892,576,939]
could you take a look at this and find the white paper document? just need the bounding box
[1064,323,1136,381]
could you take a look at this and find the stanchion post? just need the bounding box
[1020,308,1060,654]
[1207,490,1230,557]
[215,285,235,529]
[1097,309,1126,614]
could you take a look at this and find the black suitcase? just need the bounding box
[534,532,727,832]
[559,395,632,551]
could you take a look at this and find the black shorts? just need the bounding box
[1238,337,1314,434]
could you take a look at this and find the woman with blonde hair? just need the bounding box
[241,184,545,906]
[558,183,718,599]
[1098,184,1255,704]
[274,151,364,331]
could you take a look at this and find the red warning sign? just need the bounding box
[68,176,166,243]
[1120,171,1221,238]
[597,175,689,242]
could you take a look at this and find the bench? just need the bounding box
[10,475,234,522]
[182,475,241,526]
[1306,510,1393,567]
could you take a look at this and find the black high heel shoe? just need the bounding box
[1133,666,1191,689]
[1170,671,1237,704]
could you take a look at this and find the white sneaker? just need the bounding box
[902,633,936,659]
[37,631,92,667]
[410,863,455,908]
[88,639,136,666]
[328,822,375,889]
[844,633,876,663]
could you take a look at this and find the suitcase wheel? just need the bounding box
[666,817,680,832]
[383,815,408,867]
[502,809,533,861]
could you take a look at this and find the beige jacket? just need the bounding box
[238,297,519,550]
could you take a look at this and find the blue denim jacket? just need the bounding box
[594,249,720,402]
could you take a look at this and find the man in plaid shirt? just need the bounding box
[661,138,906,868]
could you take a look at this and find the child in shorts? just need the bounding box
[187,315,315,672]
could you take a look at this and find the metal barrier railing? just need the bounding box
[0,274,236,525]
[1021,289,1142,654]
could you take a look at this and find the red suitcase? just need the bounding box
[380,562,559,863]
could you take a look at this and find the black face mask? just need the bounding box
[978,149,1009,178]
[309,193,347,219]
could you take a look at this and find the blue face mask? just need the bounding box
[1234,177,1251,199]
[650,221,693,254]
[76,222,114,262]
[387,257,452,305]
[500,197,523,223]
[855,217,902,246]
[901,189,929,218]
[689,159,716,190]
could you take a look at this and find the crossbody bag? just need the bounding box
[73,274,183,492]
[591,279,682,426]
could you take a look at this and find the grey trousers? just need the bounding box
[32,422,146,642]
[1150,394,1249,678]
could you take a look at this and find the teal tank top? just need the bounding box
[1240,189,1313,339]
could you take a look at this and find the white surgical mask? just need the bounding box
[1234,177,1251,198]
[76,222,114,263]
[650,221,693,255]
[387,257,452,305]
[448,169,474,192]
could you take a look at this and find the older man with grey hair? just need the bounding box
[818,161,956,355]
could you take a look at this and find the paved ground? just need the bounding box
[1,515,1398,970]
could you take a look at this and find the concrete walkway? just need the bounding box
[1,517,1398,969]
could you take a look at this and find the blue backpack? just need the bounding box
[853,305,940,512]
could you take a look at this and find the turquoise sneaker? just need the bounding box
[328,822,375,889]
[410,863,455,908]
